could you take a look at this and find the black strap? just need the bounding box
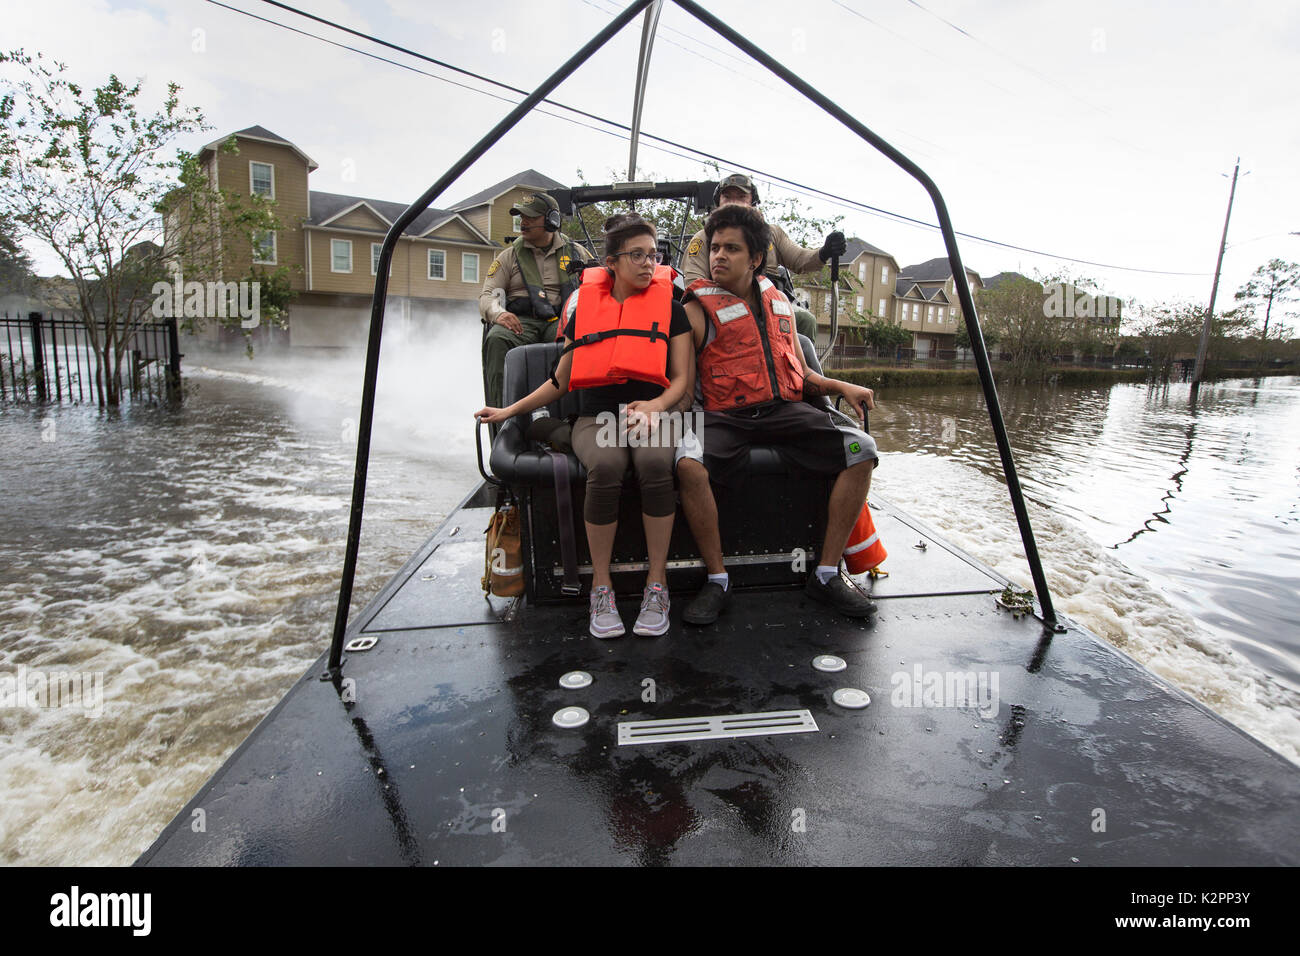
[549,322,664,387]
[546,450,581,596]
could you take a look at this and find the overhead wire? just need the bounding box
[205,0,1207,276]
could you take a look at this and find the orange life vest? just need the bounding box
[688,275,804,411]
[561,266,672,391]
[843,501,887,575]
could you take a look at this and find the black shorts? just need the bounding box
[675,400,878,486]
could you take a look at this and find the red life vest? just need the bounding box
[562,266,672,391]
[688,275,804,411]
[843,501,887,575]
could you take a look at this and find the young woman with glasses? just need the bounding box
[474,214,693,638]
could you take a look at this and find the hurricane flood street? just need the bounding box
[0,326,1296,864]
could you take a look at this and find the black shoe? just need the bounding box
[683,581,729,625]
[806,570,876,618]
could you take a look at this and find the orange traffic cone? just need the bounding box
[844,501,887,575]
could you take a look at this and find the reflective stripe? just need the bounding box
[691,286,728,297]
[716,302,749,324]
[843,533,880,556]
[756,275,774,292]
[770,299,793,316]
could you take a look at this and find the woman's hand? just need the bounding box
[474,406,512,424]
[623,400,662,444]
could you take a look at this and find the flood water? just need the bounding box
[1,321,1297,865]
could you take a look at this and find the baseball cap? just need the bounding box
[509,192,559,218]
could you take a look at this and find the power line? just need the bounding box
[208,0,1207,276]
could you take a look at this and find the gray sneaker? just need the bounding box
[633,583,671,637]
[589,586,624,639]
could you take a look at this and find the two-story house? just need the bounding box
[183,125,566,347]
[895,257,984,357]
[796,237,902,342]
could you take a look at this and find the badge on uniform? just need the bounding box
[559,253,571,271]
[687,236,702,257]
[780,318,790,333]
[487,259,500,277]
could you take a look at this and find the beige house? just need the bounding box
[894,257,984,356]
[182,125,565,346]
[796,238,902,339]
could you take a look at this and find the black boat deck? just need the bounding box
[137,492,1300,866]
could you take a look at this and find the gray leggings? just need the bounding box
[571,415,677,525]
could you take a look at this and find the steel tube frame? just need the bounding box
[328,0,1063,669]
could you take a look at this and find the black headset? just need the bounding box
[544,201,562,233]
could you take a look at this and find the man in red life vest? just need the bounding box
[676,203,878,622]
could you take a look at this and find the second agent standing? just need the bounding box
[475,213,693,639]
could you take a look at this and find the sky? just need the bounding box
[5,0,1300,321]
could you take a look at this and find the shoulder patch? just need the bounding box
[687,236,702,258]
[487,259,500,277]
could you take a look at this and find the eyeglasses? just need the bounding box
[610,249,664,265]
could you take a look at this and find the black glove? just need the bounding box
[819,231,847,262]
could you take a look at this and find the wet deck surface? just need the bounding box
[138,497,1300,866]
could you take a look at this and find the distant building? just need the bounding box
[171,125,566,347]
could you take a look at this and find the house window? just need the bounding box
[512,214,522,233]
[858,262,866,282]
[250,161,274,198]
[253,230,276,265]
[949,308,956,324]
[462,252,480,283]
[428,249,446,280]
[856,295,865,313]
[371,243,382,276]
[927,306,935,323]
[881,266,889,284]
[331,239,352,273]
[878,298,887,317]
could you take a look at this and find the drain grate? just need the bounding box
[617,709,818,746]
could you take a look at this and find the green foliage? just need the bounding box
[1234,258,1299,343]
[0,49,281,402]
[0,212,32,292]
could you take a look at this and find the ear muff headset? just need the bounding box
[544,201,562,233]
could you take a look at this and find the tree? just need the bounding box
[0,212,33,293]
[0,50,282,404]
[1234,259,1299,355]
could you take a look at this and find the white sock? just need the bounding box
[708,572,730,591]
[815,565,838,585]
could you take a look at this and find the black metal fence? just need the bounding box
[0,310,181,404]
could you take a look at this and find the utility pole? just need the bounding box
[1191,158,1242,397]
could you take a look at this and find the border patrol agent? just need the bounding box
[479,192,596,407]
[681,174,846,345]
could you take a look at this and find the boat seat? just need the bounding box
[488,337,852,602]
[489,337,838,487]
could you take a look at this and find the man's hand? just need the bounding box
[819,230,847,262]
[495,311,523,335]
[837,381,875,423]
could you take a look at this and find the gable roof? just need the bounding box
[900,256,983,284]
[842,237,893,262]
[450,169,566,210]
[200,126,319,172]
[895,279,926,298]
[982,271,1028,291]
[306,191,491,243]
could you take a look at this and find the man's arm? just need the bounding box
[478,248,514,325]
[680,230,709,284]
[789,332,875,423]
[769,223,823,275]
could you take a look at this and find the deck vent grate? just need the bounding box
[617,709,818,746]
